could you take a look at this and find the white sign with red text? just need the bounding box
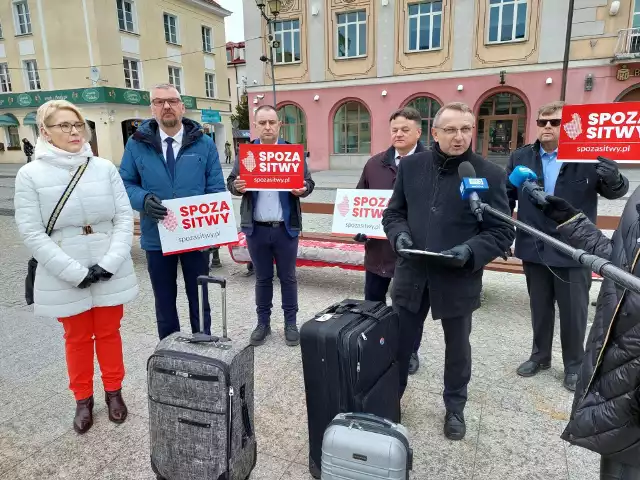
[158,192,238,255]
[331,189,392,240]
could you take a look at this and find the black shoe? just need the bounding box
[284,323,300,347]
[564,373,578,392]
[408,352,420,375]
[444,411,466,441]
[516,360,551,378]
[250,324,271,346]
[73,396,94,434]
[243,263,255,277]
[209,248,222,269]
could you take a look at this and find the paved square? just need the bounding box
[0,215,601,479]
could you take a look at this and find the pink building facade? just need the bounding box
[248,63,640,171]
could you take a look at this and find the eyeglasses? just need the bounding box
[536,119,562,127]
[152,98,182,107]
[46,122,86,133]
[436,126,474,136]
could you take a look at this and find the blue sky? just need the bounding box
[218,0,245,42]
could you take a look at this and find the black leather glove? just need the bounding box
[595,156,622,186]
[89,264,113,281]
[395,232,414,259]
[77,270,97,289]
[353,233,368,243]
[439,244,473,268]
[538,195,580,224]
[143,194,168,222]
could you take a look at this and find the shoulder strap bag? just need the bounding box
[25,158,91,305]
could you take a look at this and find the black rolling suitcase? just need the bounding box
[300,299,401,478]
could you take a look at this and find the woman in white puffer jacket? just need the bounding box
[14,100,138,435]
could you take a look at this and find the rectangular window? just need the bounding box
[205,73,215,98]
[123,58,141,89]
[634,0,640,28]
[14,1,32,35]
[226,49,232,62]
[202,26,212,53]
[407,2,442,51]
[168,66,182,93]
[0,21,4,39]
[488,0,527,43]
[337,11,367,58]
[23,60,40,91]
[5,126,19,148]
[0,64,12,93]
[164,13,179,44]
[117,0,136,33]
[273,19,301,64]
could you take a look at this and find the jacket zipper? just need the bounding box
[579,247,640,402]
[149,349,234,476]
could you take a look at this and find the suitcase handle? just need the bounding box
[193,275,228,343]
[343,413,394,428]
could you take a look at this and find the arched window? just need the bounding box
[405,96,441,146]
[333,101,371,154]
[278,104,307,148]
[476,91,527,165]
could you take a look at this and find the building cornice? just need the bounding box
[246,58,616,93]
[182,0,232,17]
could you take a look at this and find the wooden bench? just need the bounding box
[133,204,620,275]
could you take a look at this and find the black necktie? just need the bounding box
[165,137,175,180]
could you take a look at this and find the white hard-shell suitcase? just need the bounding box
[321,412,412,480]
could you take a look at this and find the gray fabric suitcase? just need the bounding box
[148,275,256,480]
[321,413,412,480]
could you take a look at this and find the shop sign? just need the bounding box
[0,87,199,110]
[616,64,640,81]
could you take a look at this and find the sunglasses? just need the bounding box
[536,119,562,127]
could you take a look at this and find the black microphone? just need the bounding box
[458,161,487,223]
[508,166,549,208]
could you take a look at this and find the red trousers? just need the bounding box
[58,305,125,401]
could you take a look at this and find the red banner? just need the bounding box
[557,102,640,163]
[238,143,305,190]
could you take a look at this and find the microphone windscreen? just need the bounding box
[508,165,538,188]
[458,161,476,180]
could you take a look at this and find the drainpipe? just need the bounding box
[560,0,575,101]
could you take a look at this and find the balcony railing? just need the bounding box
[614,28,640,61]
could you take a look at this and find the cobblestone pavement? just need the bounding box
[0,210,605,479]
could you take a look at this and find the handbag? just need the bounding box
[25,158,90,305]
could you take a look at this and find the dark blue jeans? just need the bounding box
[146,250,211,340]
[365,270,422,353]
[246,224,299,326]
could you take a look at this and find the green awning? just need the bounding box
[0,113,19,127]
[23,112,37,125]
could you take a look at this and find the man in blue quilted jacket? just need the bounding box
[119,84,225,340]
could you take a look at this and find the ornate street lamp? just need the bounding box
[268,0,282,17]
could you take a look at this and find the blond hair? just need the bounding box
[37,100,92,142]
[433,102,475,127]
[538,101,565,117]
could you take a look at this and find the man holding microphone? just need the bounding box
[354,106,426,375]
[383,102,514,440]
[506,101,629,392]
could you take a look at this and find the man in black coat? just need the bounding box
[354,106,426,375]
[506,101,629,392]
[383,102,515,441]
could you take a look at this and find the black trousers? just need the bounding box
[522,262,590,374]
[365,270,421,353]
[395,287,472,413]
[601,457,640,480]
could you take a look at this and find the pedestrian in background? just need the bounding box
[506,101,629,392]
[14,100,138,434]
[225,140,232,164]
[22,137,34,163]
[383,102,515,441]
[227,105,314,347]
[119,84,225,340]
[354,106,426,375]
